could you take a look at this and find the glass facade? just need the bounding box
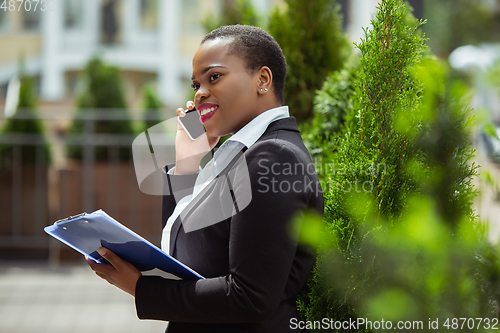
[140,0,158,30]
[22,8,40,30]
[0,9,7,31]
[64,0,83,29]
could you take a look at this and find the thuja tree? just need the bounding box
[299,0,500,331]
[268,0,349,122]
[302,56,360,183]
[67,57,134,161]
[0,74,51,166]
[202,0,261,32]
[302,58,500,332]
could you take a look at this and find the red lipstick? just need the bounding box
[198,103,219,123]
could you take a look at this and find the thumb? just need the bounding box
[97,247,119,268]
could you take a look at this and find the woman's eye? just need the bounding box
[210,73,221,82]
[191,83,200,91]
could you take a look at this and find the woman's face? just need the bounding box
[191,38,262,138]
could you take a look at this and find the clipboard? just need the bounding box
[44,209,204,280]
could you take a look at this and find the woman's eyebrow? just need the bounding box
[191,64,228,80]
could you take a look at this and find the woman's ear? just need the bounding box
[257,66,273,95]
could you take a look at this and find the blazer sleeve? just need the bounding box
[136,140,320,323]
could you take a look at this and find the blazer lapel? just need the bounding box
[169,215,182,256]
[169,146,248,256]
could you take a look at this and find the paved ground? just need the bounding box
[0,260,167,333]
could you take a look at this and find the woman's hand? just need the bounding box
[86,247,142,297]
[175,101,220,175]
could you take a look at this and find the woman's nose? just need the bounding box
[195,86,209,103]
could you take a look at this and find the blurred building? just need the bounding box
[0,0,207,110]
[0,0,293,112]
[0,0,426,113]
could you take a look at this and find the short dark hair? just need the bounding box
[201,25,287,105]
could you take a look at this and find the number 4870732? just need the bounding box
[443,318,499,330]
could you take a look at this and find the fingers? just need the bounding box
[86,253,115,276]
[97,247,126,271]
[95,272,112,283]
[176,107,186,117]
[176,101,195,117]
[86,248,142,296]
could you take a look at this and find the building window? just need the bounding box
[65,0,83,29]
[181,0,201,33]
[140,0,158,30]
[101,0,121,45]
[22,8,40,30]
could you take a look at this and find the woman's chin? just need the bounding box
[203,125,216,138]
[204,125,227,139]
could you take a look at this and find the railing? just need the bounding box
[0,109,165,265]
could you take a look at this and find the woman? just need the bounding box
[87,25,324,332]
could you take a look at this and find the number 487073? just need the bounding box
[0,0,55,12]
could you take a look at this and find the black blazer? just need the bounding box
[135,116,324,333]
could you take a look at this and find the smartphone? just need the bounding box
[177,107,206,141]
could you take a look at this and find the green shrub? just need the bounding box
[141,84,163,131]
[302,56,360,182]
[0,74,51,166]
[299,0,427,323]
[299,57,496,331]
[201,0,261,32]
[268,0,349,122]
[297,0,494,329]
[67,57,134,162]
